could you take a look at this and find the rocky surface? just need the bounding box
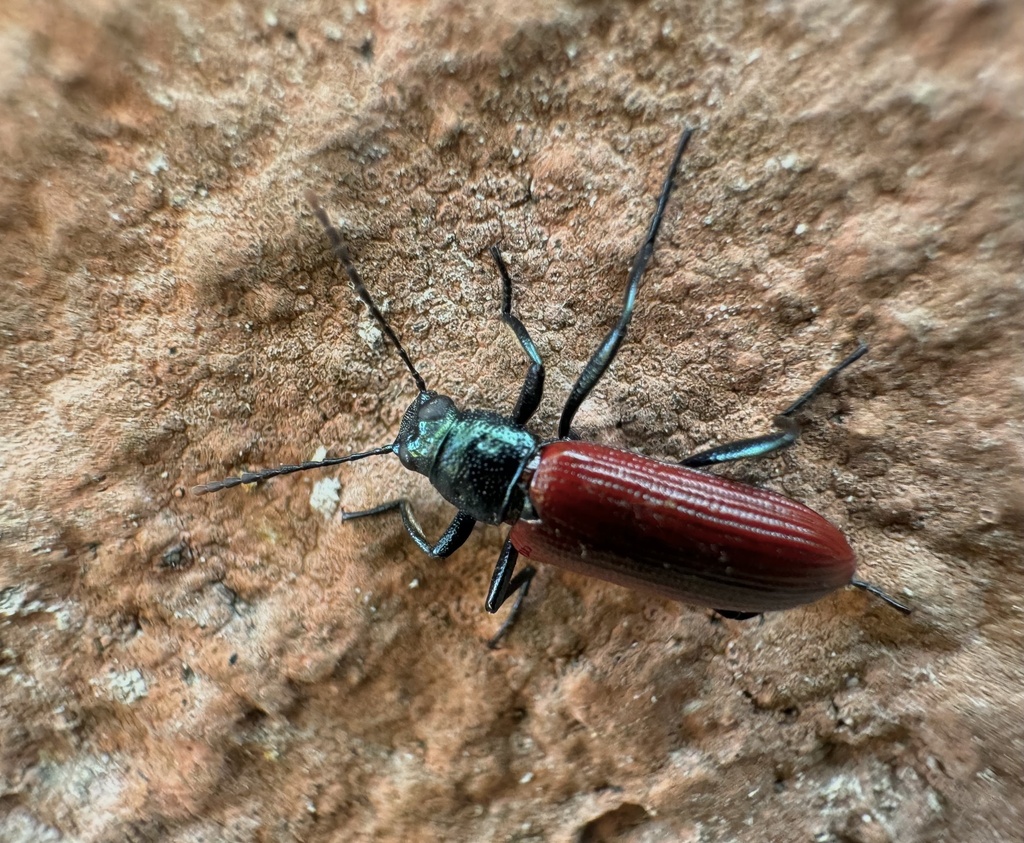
[1,1,1021,841]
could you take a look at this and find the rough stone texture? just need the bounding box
[1,0,1021,841]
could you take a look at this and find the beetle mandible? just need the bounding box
[194,127,910,646]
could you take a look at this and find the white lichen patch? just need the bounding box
[104,669,148,705]
[310,478,341,519]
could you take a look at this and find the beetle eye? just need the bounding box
[419,396,450,421]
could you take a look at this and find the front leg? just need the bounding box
[344,500,476,557]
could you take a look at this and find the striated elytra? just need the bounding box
[194,127,910,646]
[509,441,857,614]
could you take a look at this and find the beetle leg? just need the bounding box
[681,417,800,467]
[851,578,912,615]
[714,609,762,621]
[778,342,868,418]
[681,343,869,468]
[491,246,546,426]
[484,538,537,648]
[343,501,476,558]
[558,127,694,438]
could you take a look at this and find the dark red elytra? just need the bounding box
[194,127,910,647]
[509,441,856,614]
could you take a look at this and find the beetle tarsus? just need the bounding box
[850,578,912,615]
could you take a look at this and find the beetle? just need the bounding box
[194,127,910,646]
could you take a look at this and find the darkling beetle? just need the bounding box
[194,127,911,647]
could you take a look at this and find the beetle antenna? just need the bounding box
[306,190,428,393]
[192,443,396,495]
[850,578,912,615]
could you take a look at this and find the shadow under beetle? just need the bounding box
[194,127,911,647]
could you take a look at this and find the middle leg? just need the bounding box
[484,538,537,648]
[491,246,545,426]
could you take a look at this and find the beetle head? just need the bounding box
[396,392,458,477]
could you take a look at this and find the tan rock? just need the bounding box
[1,1,1021,841]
